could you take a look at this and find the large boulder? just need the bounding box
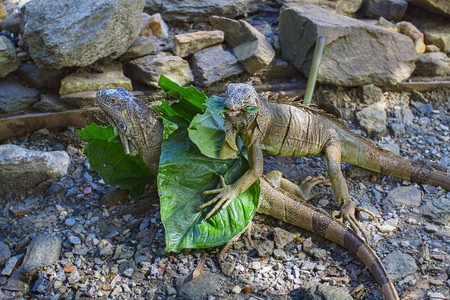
[407,0,450,17]
[0,78,40,115]
[0,145,70,197]
[0,36,20,78]
[21,0,144,69]
[279,5,416,86]
[144,0,259,22]
[360,0,408,21]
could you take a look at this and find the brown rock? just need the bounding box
[397,21,426,54]
[173,30,224,57]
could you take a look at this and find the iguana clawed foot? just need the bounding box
[333,200,375,241]
[200,175,240,220]
[296,175,330,201]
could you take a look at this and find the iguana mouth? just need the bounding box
[225,110,241,116]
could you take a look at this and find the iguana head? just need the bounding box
[219,83,261,159]
[96,87,152,156]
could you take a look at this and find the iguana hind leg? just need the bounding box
[323,141,374,240]
[265,170,329,202]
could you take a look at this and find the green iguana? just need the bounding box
[201,83,450,237]
[96,87,399,300]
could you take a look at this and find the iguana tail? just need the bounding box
[258,176,399,300]
[336,126,450,191]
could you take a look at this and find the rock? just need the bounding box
[33,94,68,113]
[386,186,422,207]
[389,123,406,137]
[141,13,169,39]
[382,251,417,281]
[279,5,415,86]
[125,52,194,88]
[15,63,68,90]
[407,0,450,17]
[59,61,132,96]
[360,84,384,104]
[425,30,450,55]
[20,235,61,282]
[273,227,296,249]
[273,249,288,260]
[0,2,6,20]
[210,16,275,73]
[259,58,298,80]
[410,101,433,115]
[143,0,260,22]
[176,271,222,299]
[360,0,408,21]
[255,240,274,257]
[0,241,12,268]
[377,17,398,32]
[0,36,20,78]
[424,224,438,233]
[414,52,450,76]
[379,224,396,233]
[101,188,129,208]
[21,0,144,68]
[0,78,40,115]
[191,46,244,86]
[426,45,440,52]
[301,281,352,300]
[336,0,363,14]
[0,12,21,37]
[397,21,426,54]
[1,254,24,276]
[60,91,98,108]
[172,30,224,57]
[356,102,387,137]
[0,144,70,197]
[232,285,241,294]
[380,143,400,155]
[120,36,156,61]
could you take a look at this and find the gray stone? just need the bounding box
[356,102,387,137]
[380,143,400,155]
[0,36,20,78]
[176,271,222,300]
[389,123,406,137]
[255,240,274,257]
[192,46,244,86]
[33,94,68,112]
[259,58,298,80]
[386,186,422,206]
[0,78,40,115]
[382,251,417,281]
[279,5,415,86]
[0,144,70,197]
[411,102,433,115]
[1,254,24,276]
[273,227,296,249]
[394,107,414,125]
[21,0,144,69]
[414,52,450,76]
[172,30,224,57]
[59,61,132,96]
[273,249,287,260]
[60,91,98,108]
[144,0,259,22]
[210,16,275,73]
[0,241,12,268]
[119,36,157,61]
[407,0,450,17]
[360,84,384,104]
[68,236,82,245]
[20,235,62,282]
[425,30,450,55]
[16,63,68,90]
[336,0,363,14]
[125,52,194,88]
[360,0,408,21]
[0,12,21,36]
[301,281,352,300]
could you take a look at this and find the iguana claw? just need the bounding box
[333,200,375,241]
[200,175,239,220]
[297,175,330,201]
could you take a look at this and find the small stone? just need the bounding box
[1,254,24,276]
[380,224,396,233]
[273,227,296,249]
[273,249,287,260]
[166,285,177,295]
[0,241,11,267]
[424,224,438,233]
[301,261,316,270]
[383,251,417,281]
[386,186,421,207]
[356,102,387,137]
[173,30,224,57]
[232,285,242,294]
[65,218,76,227]
[68,236,81,245]
[141,13,169,39]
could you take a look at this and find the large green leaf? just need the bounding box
[77,124,153,201]
[158,120,259,252]
[153,75,207,122]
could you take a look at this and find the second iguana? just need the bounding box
[96,87,399,300]
[201,83,450,236]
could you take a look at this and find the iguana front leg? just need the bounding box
[200,140,264,219]
[323,140,375,239]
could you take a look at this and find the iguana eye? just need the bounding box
[119,122,127,132]
[110,97,118,105]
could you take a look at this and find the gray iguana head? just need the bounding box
[96,87,159,156]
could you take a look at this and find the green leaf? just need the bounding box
[76,124,153,201]
[158,121,259,252]
[162,118,178,139]
[153,75,207,122]
[242,106,260,114]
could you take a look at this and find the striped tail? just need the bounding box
[259,178,399,300]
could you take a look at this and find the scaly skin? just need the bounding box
[203,83,450,237]
[96,87,399,300]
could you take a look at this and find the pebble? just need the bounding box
[424,224,438,233]
[65,218,76,227]
[68,235,81,245]
[273,249,287,260]
[379,224,396,233]
[232,285,241,294]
